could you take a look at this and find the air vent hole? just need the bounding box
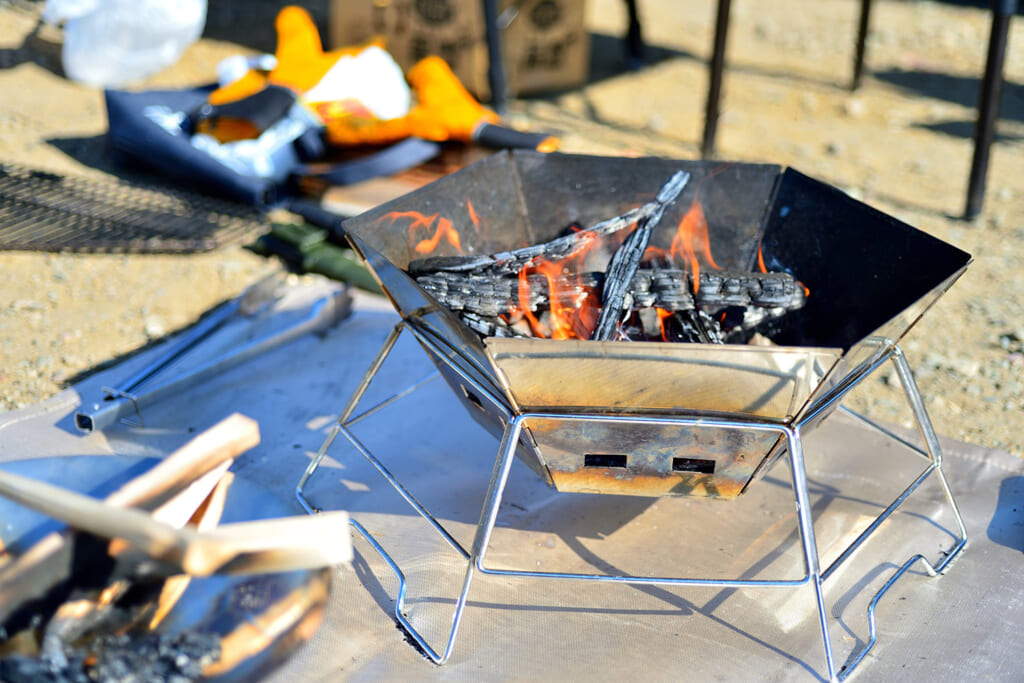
[672,457,715,474]
[584,454,628,468]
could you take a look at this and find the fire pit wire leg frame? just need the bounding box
[295,325,967,681]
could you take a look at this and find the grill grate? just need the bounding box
[0,161,268,253]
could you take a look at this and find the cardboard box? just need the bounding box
[330,0,589,99]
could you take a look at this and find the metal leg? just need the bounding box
[624,0,646,69]
[296,328,966,678]
[851,0,873,90]
[965,1,1017,219]
[828,346,967,679]
[702,0,732,159]
[296,321,408,514]
[783,425,837,681]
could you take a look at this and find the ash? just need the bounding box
[0,629,221,683]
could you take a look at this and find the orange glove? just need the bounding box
[206,6,557,151]
[320,56,500,146]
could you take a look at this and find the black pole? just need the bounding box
[964,0,1017,219]
[482,0,508,116]
[851,0,873,90]
[701,0,732,159]
[624,0,645,68]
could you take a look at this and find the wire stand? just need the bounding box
[296,320,967,682]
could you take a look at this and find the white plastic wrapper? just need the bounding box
[302,45,412,121]
[43,0,207,87]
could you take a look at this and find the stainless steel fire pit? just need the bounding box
[296,151,970,681]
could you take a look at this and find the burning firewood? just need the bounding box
[592,171,690,339]
[407,175,687,278]
[407,171,808,344]
[418,268,804,322]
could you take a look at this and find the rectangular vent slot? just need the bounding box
[672,457,716,474]
[584,454,628,469]
[461,386,485,411]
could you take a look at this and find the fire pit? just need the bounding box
[296,151,970,680]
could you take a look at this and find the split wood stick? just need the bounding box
[593,170,690,340]
[0,413,259,627]
[0,468,352,577]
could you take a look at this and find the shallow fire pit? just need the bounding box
[297,151,970,680]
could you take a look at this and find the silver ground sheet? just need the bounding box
[1,281,1020,682]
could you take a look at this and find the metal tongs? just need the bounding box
[74,276,350,432]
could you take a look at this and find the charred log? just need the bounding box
[417,267,803,319]
[592,171,690,340]
[405,169,808,345]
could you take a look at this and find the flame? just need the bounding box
[414,215,460,254]
[511,231,603,340]
[758,240,810,297]
[467,200,480,232]
[382,210,463,255]
[656,307,673,342]
[670,197,720,292]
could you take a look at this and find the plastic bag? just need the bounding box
[43,0,207,87]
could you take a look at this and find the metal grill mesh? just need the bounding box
[0,162,268,253]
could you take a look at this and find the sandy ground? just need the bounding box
[0,0,1022,456]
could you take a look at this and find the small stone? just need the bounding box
[948,356,980,377]
[646,113,667,133]
[824,140,845,157]
[907,159,929,175]
[843,98,868,119]
[10,299,43,312]
[144,315,167,338]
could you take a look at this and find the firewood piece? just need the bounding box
[460,312,523,338]
[696,271,805,309]
[419,266,805,321]
[592,171,691,340]
[407,178,689,278]
[408,208,643,277]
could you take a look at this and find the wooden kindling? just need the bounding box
[408,171,807,343]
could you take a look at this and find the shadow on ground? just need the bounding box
[875,68,1024,126]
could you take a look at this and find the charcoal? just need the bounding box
[695,271,805,309]
[406,169,806,344]
[460,312,523,338]
[0,629,220,683]
[670,310,725,344]
[419,266,802,321]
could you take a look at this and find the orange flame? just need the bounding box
[759,239,810,297]
[414,215,460,254]
[656,307,673,342]
[511,231,603,340]
[670,198,720,292]
[382,210,463,255]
